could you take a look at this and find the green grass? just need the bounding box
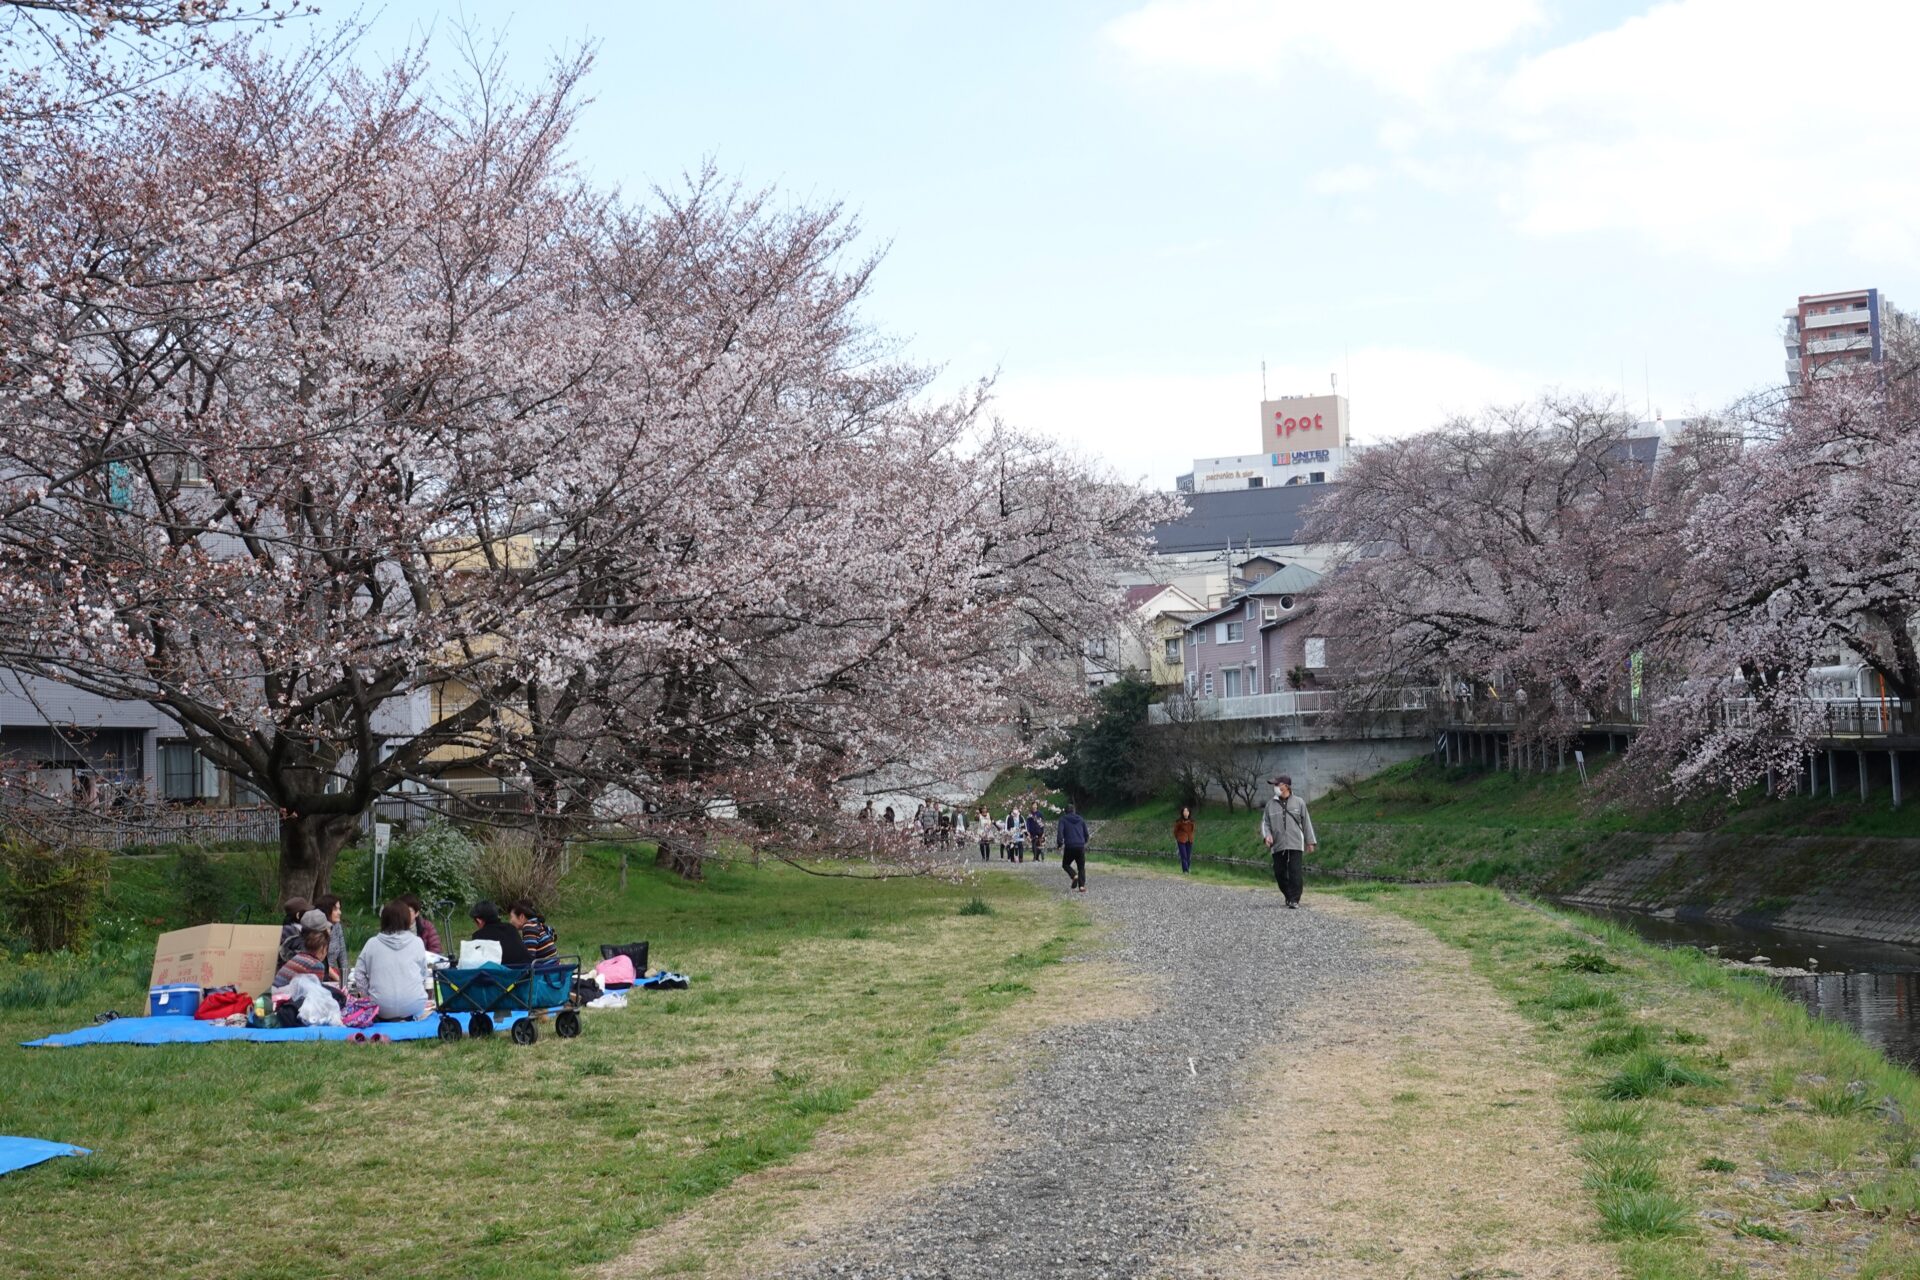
[0,847,1080,1280]
[1088,757,1920,891]
[1597,1189,1695,1240]
[1309,881,1920,1280]
[1598,1051,1723,1100]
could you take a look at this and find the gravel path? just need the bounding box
[769,860,1390,1279]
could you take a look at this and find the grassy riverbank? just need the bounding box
[1090,759,1920,888]
[0,852,1081,1280]
[1350,883,1920,1279]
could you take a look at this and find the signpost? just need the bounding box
[370,821,392,910]
[1574,750,1588,786]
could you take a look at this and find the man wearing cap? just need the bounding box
[1260,774,1317,909]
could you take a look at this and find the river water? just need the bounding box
[1555,904,1920,1072]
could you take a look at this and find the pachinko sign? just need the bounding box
[1259,395,1349,454]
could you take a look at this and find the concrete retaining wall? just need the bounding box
[1555,832,1920,948]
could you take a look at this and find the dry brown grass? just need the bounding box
[1170,895,1622,1279]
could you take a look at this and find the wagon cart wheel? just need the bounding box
[511,1017,538,1046]
[555,1009,581,1039]
[437,1015,463,1042]
[469,1011,494,1039]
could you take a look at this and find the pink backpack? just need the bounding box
[341,997,380,1029]
[594,954,636,987]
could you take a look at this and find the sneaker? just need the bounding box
[1286,901,1298,910]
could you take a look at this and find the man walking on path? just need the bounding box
[1056,803,1090,893]
[1260,775,1316,909]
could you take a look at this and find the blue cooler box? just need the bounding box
[148,984,202,1017]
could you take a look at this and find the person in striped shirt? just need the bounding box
[510,900,557,963]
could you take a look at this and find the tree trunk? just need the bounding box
[279,812,360,900]
[653,842,704,881]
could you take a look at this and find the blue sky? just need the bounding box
[350,0,1919,484]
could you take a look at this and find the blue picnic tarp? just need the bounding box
[22,1009,526,1049]
[0,1136,91,1176]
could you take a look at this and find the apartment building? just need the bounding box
[1784,288,1897,383]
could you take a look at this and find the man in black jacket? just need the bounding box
[469,900,532,966]
[1056,803,1090,894]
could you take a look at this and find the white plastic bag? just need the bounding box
[458,939,502,967]
[286,975,342,1026]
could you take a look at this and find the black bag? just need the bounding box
[599,940,649,972]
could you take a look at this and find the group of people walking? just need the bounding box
[859,772,1316,906]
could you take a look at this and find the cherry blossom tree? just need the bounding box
[1301,394,1663,747]
[1627,359,1920,797]
[0,40,1174,893]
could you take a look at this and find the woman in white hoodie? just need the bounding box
[349,900,432,1020]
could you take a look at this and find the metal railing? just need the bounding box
[1148,686,1444,725]
[1447,695,1909,739]
[0,803,282,851]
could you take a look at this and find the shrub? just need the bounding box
[471,828,563,912]
[957,896,995,916]
[385,820,478,909]
[1559,950,1622,974]
[0,837,109,952]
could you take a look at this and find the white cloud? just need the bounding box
[1492,0,1920,265]
[1307,163,1380,196]
[1103,0,1543,97]
[991,347,1542,487]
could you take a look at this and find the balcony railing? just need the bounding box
[1802,307,1871,330]
[1449,695,1908,739]
[1148,687,1443,724]
[1805,333,1872,355]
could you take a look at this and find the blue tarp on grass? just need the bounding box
[22,1009,528,1048]
[0,1136,91,1176]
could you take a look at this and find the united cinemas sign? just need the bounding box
[1259,394,1349,454]
[1272,449,1330,466]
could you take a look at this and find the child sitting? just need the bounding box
[274,926,338,989]
[510,899,557,963]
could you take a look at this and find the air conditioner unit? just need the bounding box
[1262,606,1278,622]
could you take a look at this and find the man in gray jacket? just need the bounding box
[1260,774,1316,909]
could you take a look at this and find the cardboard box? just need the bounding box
[149,923,283,994]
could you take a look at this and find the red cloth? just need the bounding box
[194,991,253,1021]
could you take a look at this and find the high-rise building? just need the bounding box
[1784,288,1893,383]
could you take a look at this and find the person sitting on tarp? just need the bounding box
[510,899,557,963]
[399,893,443,957]
[276,896,311,965]
[468,900,531,966]
[348,900,431,1021]
[272,925,346,1004]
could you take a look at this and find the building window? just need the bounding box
[1224,622,1244,643]
[1304,636,1327,669]
[1202,671,1214,697]
[1164,638,1182,663]
[159,741,218,801]
[1247,476,1264,488]
[1310,471,1326,483]
[1222,667,1241,698]
[1087,638,1107,659]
